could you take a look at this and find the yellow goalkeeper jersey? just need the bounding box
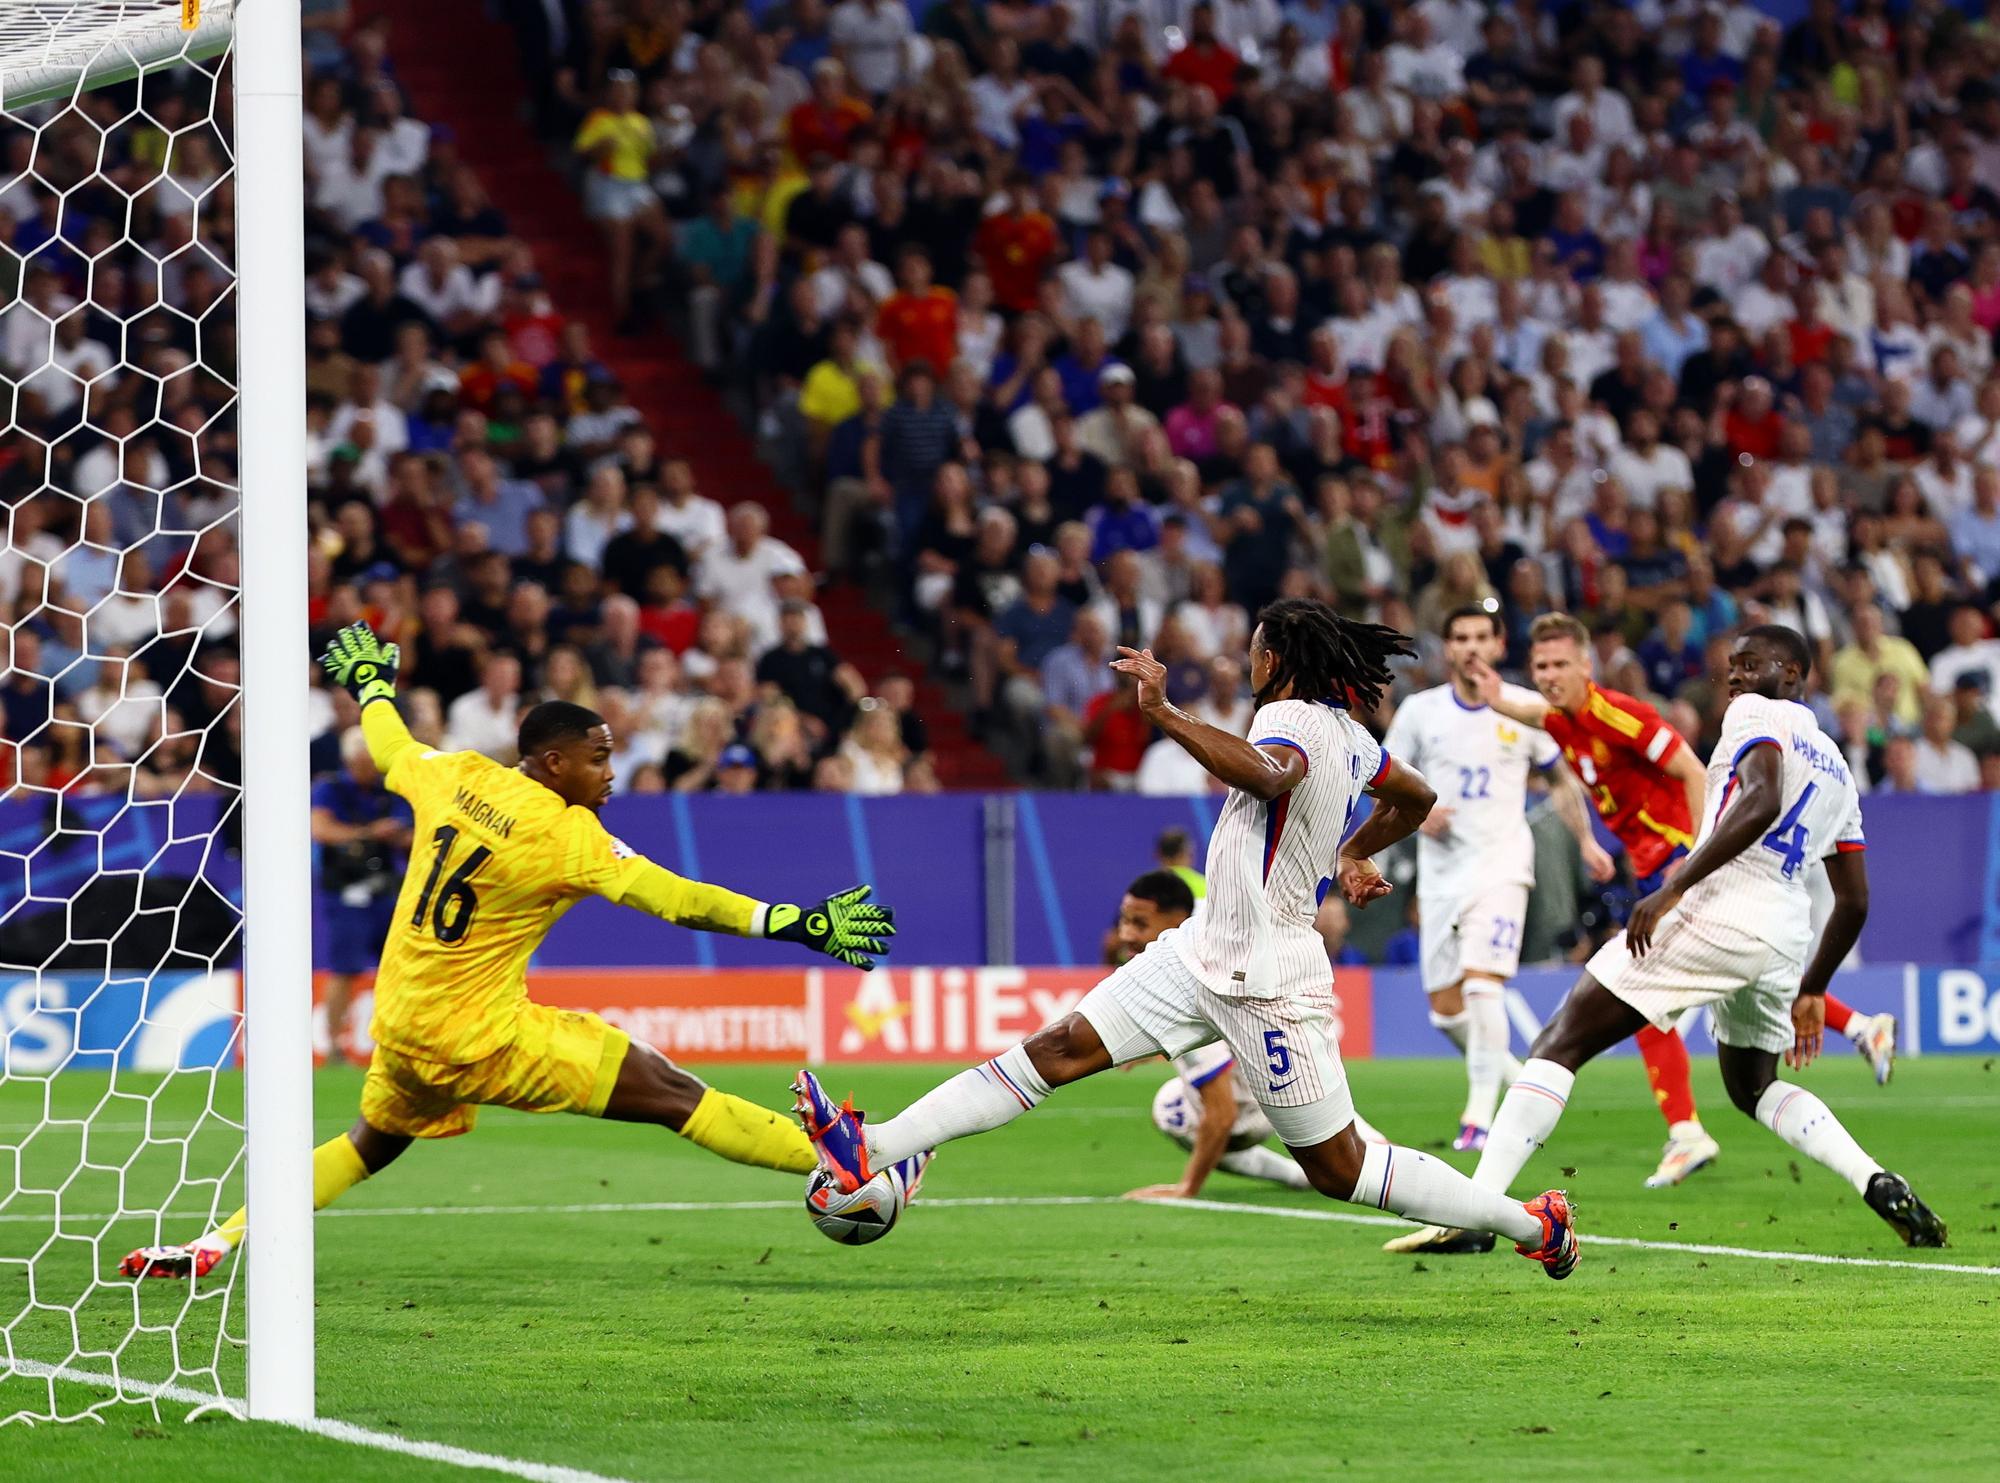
[359,703,764,1064]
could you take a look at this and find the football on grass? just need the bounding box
[804,1165,909,1245]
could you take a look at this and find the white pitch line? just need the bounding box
[4,1194,1992,1276]
[4,1360,645,1483]
[1147,1195,2000,1277]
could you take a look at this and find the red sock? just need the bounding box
[1822,994,1854,1034]
[1635,1024,1698,1127]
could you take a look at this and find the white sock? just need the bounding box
[1429,1006,1469,1052]
[864,1044,1051,1166]
[1470,1058,1576,1195]
[1755,1082,1883,1195]
[1219,1145,1311,1190]
[1351,1110,1387,1144]
[1349,1141,1541,1245]
[1461,984,1510,1130]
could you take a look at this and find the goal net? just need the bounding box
[0,0,309,1427]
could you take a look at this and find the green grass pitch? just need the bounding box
[4,1054,1998,1482]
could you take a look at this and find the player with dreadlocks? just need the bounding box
[796,598,1584,1279]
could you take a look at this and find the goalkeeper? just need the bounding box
[123,623,895,1280]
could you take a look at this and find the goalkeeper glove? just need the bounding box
[320,622,401,707]
[764,884,895,970]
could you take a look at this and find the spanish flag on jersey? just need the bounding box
[359,703,761,1065]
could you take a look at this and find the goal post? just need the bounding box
[0,0,311,1426]
[234,0,312,1425]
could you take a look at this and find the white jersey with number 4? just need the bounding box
[1677,693,1865,962]
[1180,699,1387,1002]
[1382,683,1559,900]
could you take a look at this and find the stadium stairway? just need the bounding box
[358,0,1010,787]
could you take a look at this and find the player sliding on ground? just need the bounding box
[1448,625,1944,1251]
[1380,603,1616,1162]
[796,599,1584,1279]
[1470,614,1895,1189]
[1109,868,1387,1201]
[122,622,906,1281]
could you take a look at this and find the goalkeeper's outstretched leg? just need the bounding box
[118,1035,813,1280]
[121,1120,409,1279]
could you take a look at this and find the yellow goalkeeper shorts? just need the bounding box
[360,1003,632,1139]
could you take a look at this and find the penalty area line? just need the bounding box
[4,1360,644,1483]
[6,1194,1991,1278]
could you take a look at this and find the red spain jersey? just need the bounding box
[1542,683,1694,877]
[876,287,958,373]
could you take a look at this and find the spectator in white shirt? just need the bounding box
[1731,252,1794,342]
[828,0,912,98]
[1212,0,1283,53]
[1609,410,1693,512]
[1384,12,1465,101]
[1552,56,1635,152]
[327,363,410,457]
[301,73,354,185]
[314,124,394,231]
[1691,192,1768,296]
[1914,434,1975,523]
[564,463,629,571]
[1058,228,1137,340]
[367,79,431,178]
[810,223,895,318]
[1909,344,1975,431]
[657,458,729,565]
[1928,605,2000,702]
[399,237,493,342]
[1422,140,1494,230]
[445,651,522,760]
[20,313,114,421]
[697,502,808,657]
[969,37,1036,149]
[1912,694,1981,794]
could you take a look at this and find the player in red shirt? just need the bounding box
[1471,614,1894,1187]
[874,246,958,373]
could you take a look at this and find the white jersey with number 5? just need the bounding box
[1382,682,1560,900]
[1677,693,1865,961]
[1180,699,1388,1001]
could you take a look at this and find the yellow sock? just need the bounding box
[679,1088,817,1174]
[202,1133,371,1252]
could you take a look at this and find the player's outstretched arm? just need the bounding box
[1465,656,1548,729]
[320,621,420,776]
[1111,646,1304,800]
[1626,742,1782,956]
[1129,1073,1235,1201]
[612,862,895,969]
[1335,757,1436,907]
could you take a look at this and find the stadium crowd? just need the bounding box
[8,1,2000,813]
[507,0,2000,799]
[0,4,938,810]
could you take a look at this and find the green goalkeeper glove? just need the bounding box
[764,884,896,970]
[320,622,401,707]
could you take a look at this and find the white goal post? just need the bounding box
[0,0,310,1426]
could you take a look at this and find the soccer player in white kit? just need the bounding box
[1102,869,1386,1200]
[795,600,1582,1278]
[1456,627,1945,1248]
[1381,603,1615,1153]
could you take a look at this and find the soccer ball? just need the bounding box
[803,1158,920,1245]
